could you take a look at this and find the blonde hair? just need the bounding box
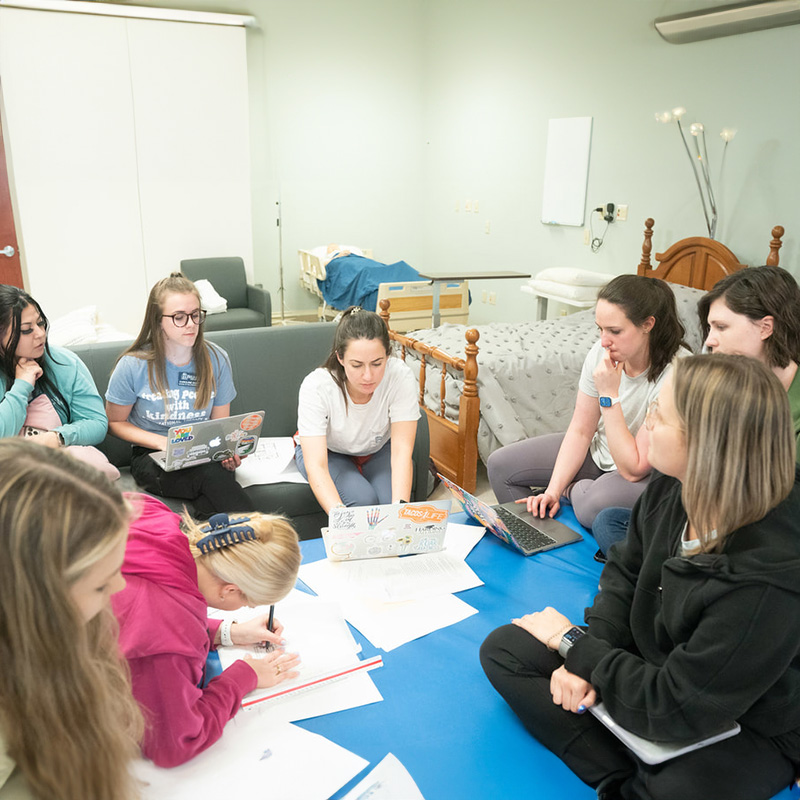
[673,354,795,551]
[183,512,301,604]
[0,440,143,800]
[120,272,219,413]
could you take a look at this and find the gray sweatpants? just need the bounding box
[486,432,650,529]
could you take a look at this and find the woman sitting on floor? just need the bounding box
[112,494,302,767]
[481,354,800,800]
[487,274,687,529]
[593,264,800,557]
[0,441,141,800]
[296,306,419,511]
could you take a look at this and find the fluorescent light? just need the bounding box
[655,0,800,44]
[0,0,257,27]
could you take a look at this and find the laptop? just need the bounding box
[149,411,265,472]
[323,500,451,561]
[589,702,740,765]
[438,474,582,556]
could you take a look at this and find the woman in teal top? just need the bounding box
[0,285,107,447]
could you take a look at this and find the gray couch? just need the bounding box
[70,324,431,540]
[181,257,272,331]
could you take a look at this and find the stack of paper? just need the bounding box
[213,590,383,723]
[298,522,486,651]
[133,711,368,800]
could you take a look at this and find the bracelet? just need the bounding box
[219,618,237,647]
[546,624,574,652]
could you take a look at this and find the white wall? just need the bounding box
[33,0,799,325]
[420,0,800,323]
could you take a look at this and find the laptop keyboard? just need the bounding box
[495,506,557,552]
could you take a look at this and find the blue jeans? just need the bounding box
[295,439,393,507]
[592,506,632,555]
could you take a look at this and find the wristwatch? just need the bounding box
[598,396,620,408]
[558,626,586,658]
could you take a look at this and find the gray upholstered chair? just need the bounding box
[180,256,271,331]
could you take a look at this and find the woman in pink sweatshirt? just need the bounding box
[112,494,302,767]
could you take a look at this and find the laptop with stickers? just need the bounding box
[149,411,265,472]
[323,500,452,561]
[438,474,582,556]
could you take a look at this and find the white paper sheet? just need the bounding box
[443,522,486,561]
[298,552,483,604]
[235,437,309,487]
[213,592,383,718]
[134,715,368,800]
[342,753,426,800]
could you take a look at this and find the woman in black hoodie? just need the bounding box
[481,354,800,800]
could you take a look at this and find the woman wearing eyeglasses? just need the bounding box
[106,273,254,517]
[481,354,800,800]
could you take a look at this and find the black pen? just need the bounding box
[267,604,275,633]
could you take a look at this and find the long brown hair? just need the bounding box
[0,440,143,799]
[119,273,219,413]
[673,354,795,551]
[597,275,686,382]
[323,306,391,405]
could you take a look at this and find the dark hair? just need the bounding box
[697,266,800,369]
[323,306,391,403]
[0,285,71,421]
[596,275,686,383]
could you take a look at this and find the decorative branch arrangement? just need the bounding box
[655,107,736,240]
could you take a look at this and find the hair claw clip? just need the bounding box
[196,513,256,554]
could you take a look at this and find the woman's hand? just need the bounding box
[593,349,624,399]
[231,615,286,648]
[27,430,61,449]
[221,453,242,471]
[519,489,561,518]
[244,649,301,689]
[550,665,596,714]
[15,357,42,387]
[512,606,573,647]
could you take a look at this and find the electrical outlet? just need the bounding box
[488,291,497,305]
[465,200,472,212]
[481,290,487,303]
[473,200,480,213]
[616,204,628,222]
[485,220,491,234]
[584,227,591,245]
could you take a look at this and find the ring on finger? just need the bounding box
[275,664,282,675]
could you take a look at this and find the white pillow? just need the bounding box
[534,268,616,287]
[194,279,227,315]
[526,279,600,302]
[48,305,98,346]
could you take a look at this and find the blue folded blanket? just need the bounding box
[318,255,420,313]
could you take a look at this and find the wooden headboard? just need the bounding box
[636,218,785,290]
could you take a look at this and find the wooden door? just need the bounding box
[0,116,23,287]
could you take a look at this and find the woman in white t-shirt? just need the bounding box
[487,275,687,529]
[296,306,420,511]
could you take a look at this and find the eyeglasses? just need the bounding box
[645,399,683,432]
[162,310,207,328]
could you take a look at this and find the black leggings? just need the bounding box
[131,446,254,519]
[479,624,796,800]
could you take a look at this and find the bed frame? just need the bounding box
[299,248,469,332]
[383,219,786,493]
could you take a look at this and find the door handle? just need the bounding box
[1,245,15,258]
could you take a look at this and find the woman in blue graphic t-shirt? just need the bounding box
[106,273,253,518]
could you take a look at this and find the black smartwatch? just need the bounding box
[558,626,586,658]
